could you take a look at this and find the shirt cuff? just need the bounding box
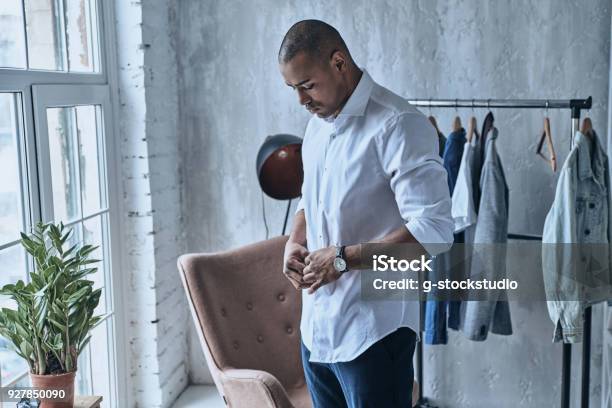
[453,214,477,233]
[405,217,453,256]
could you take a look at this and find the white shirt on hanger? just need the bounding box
[452,138,478,234]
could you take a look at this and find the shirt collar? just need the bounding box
[337,69,374,117]
[324,69,375,126]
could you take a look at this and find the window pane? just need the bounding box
[83,214,105,314]
[0,245,28,387]
[75,343,92,395]
[0,335,29,386]
[12,374,31,387]
[25,0,65,70]
[0,93,24,245]
[0,0,27,68]
[90,319,111,401]
[48,107,80,222]
[0,244,26,308]
[64,0,97,72]
[77,105,101,215]
[67,219,82,249]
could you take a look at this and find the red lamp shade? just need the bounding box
[256,134,303,200]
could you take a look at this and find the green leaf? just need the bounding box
[66,286,91,304]
[60,229,72,245]
[0,283,16,295]
[48,318,66,331]
[20,340,34,360]
[77,335,91,356]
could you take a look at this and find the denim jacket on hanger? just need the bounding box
[425,128,466,344]
[543,130,612,343]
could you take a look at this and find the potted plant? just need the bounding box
[0,222,104,408]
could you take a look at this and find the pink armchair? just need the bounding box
[177,236,312,408]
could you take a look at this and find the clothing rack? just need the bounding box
[407,97,593,408]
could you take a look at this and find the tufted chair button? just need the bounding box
[286,326,293,334]
[277,294,286,302]
[233,341,239,349]
[246,302,253,310]
[220,307,227,316]
[257,335,264,343]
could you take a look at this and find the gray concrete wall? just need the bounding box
[176,1,611,406]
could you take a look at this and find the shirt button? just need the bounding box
[584,229,591,236]
[589,203,595,209]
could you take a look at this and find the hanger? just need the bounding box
[581,116,593,139]
[467,116,479,143]
[452,99,462,132]
[453,116,463,132]
[481,110,495,147]
[536,117,557,172]
[466,99,479,143]
[428,115,443,137]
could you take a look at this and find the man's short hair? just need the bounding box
[278,19,350,64]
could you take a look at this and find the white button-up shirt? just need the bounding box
[296,70,453,363]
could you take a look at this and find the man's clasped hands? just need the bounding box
[282,241,343,294]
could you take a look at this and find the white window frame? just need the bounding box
[0,0,127,405]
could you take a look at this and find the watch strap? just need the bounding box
[337,245,348,273]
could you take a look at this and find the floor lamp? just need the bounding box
[256,134,303,235]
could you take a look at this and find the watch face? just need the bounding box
[334,257,347,272]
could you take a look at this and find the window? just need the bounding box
[0,92,29,387]
[0,1,121,405]
[1,0,99,71]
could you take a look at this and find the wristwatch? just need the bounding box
[333,245,349,273]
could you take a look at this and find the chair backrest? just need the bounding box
[177,236,304,390]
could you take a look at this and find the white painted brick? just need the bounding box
[157,324,188,356]
[114,0,188,403]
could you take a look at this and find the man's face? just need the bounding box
[280,51,347,118]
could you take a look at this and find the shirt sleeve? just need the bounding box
[295,118,312,216]
[375,112,454,256]
[295,196,304,214]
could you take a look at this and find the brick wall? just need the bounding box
[113,1,187,407]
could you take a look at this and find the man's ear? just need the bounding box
[330,50,347,72]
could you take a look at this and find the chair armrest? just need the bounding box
[219,368,295,408]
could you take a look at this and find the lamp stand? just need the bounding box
[281,199,292,236]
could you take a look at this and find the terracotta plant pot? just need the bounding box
[30,371,76,408]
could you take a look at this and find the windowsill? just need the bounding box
[172,385,225,408]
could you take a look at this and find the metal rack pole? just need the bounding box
[582,306,592,408]
[407,97,592,111]
[570,105,593,408]
[407,97,592,408]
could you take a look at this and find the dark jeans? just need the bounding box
[301,327,417,408]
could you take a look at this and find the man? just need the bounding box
[279,20,453,408]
